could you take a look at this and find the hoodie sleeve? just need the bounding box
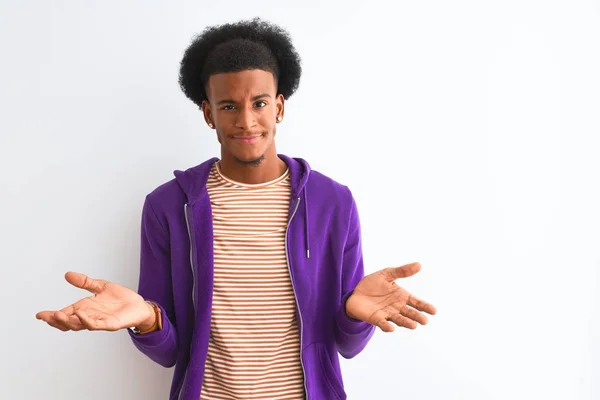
[127,195,178,368]
[334,192,376,359]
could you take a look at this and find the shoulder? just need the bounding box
[142,178,187,231]
[308,169,352,194]
[306,169,355,211]
[146,178,186,207]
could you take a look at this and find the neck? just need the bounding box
[219,150,287,184]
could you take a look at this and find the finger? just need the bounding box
[375,318,396,333]
[399,306,429,325]
[37,304,82,327]
[388,262,421,280]
[389,313,417,330]
[408,294,437,315]
[36,310,55,321]
[38,301,83,321]
[75,308,111,331]
[64,272,107,295]
[55,311,86,331]
[46,312,71,332]
[373,311,396,333]
[36,311,69,331]
[35,311,65,330]
[59,304,76,316]
[59,300,89,317]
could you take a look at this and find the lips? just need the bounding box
[232,134,263,144]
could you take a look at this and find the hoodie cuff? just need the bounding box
[337,291,373,335]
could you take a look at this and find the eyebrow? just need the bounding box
[216,93,272,106]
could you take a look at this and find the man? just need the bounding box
[36,17,437,400]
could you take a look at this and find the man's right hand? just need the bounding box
[35,272,155,332]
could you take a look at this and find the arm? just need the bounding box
[334,193,376,359]
[127,195,178,368]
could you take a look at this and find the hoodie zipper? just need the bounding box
[179,203,197,400]
[285,195,309,400]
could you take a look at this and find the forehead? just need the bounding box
[206,69,277,101]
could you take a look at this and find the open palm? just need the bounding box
[345,262,437,332]
[36,272,153,332]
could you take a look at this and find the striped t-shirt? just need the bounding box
[200,162,305,400]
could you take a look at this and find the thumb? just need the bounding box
[64,272,107,295]
[388,262,421,281]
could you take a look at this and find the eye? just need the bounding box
[222,105,235,111]
[255,101,267,108]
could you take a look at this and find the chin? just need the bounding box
[230,147,264,163]
[234,154,265,166]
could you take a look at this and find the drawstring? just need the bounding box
[303,187,310,259]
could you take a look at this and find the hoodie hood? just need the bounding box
[173,154,312,257]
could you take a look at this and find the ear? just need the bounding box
[275,93,285,122]
[201,100,214,128]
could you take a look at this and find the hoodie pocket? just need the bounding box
[317,343,346,400]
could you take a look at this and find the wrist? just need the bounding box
[135,301,157,332]
[344,293,359,320]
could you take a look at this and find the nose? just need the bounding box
[234,105,257,130]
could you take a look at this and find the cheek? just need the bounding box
[260,107,276,124]
[260,116,276,132]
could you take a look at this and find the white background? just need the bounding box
[1,1,599,399]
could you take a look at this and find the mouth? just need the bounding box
[231,133,264,144]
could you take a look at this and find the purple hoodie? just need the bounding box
[127,154,375,400]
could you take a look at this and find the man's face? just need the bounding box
[203,69,284,165]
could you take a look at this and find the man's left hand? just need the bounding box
[345,262,437,332]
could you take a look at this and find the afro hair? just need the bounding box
[178,17,302,107]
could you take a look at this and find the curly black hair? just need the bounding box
[178,17,302,107]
